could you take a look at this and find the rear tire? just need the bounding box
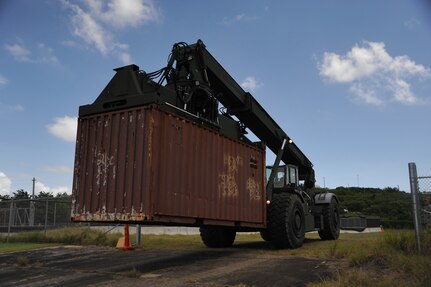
[199,226,236,248]
[318,197,340,240]
[268,193,305,249]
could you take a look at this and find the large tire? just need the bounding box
[318,197,340,240]
[199,226,236,248]
[268,193,305,249]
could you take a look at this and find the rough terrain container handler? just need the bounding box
[72,40,340,248]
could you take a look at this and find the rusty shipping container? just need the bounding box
[72,105,266,228]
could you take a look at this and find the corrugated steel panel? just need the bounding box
[72,105,266,228]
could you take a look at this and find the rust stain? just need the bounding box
[72,212,147,222]
[218,155,243,198]
[148,115,155,162]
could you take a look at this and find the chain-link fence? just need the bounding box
[0,197,72,238]
[418,176,431,229]
[408,163,431,254]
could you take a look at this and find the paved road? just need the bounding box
[0,244,340,287]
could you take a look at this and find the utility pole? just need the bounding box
[32,178,35,198]
[29,177,36,226]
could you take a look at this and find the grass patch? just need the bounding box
[1,227,123,249]
[0,242,58,253]
[2,227,429,286]
[16,256,29,266]
[124,267,141,278]
[308,230,431,287]
[139,234,203,250]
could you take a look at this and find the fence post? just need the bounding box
[136,224,141,247]
[29,199,35,226]
[408,162,422,254]
[7,199,14,243]
[44,199,49,234]
[53,202,57,226]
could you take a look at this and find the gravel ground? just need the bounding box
[0,243,341,287]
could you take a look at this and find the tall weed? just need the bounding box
[3,227,122,247]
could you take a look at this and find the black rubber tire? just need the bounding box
[260,230,272,242]
[268,193,305,249]
[318,197,340,240]
[199,226,236,248]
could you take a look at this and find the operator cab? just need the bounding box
[266,165,299,188]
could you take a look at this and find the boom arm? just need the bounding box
[168,40,315,188]
[79,40,315,189]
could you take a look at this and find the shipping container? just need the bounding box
[72,105,266,228]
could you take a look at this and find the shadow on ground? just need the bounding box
[0,242,340,287]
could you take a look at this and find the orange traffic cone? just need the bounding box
[116,224,134,251]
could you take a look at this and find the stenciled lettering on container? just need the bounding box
[96,151,114,187]
[218,155,243,198]
[246,177,261,201]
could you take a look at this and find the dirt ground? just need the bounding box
[0,243,341,287]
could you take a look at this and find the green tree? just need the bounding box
[315,186,414,228]
[0,194,10,201]
[12,189,30,199]
[55,192,71,198]
[37,191,54,198]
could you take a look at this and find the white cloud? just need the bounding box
[118,51,132,65]
[404,18,420,30]
[63,0,159,63]
[221,13,259,25]
[35,181,71,196]
[319,41,430,105]
[93,0,160,28]
[391,79,417,104]
[13,105,24,112]
[4,43,58,64]
[349,84,383,106]
[241,76,262,92]
[0,102,24,113]
[47,116,77,142]
[61,40,80,48]
[35,181,50,194]
[0,75,8,87]
[44,165,73,174]
[51,186,71,195]
[36,43,59,64]
[4,43,32,62]
[65,1,111,54]
[0,171,12,196]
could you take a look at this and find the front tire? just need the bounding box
[268,193,305,249]
[199,226,236,248]
[318,197,340,240]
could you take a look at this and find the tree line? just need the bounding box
[0,189,71,201]
[315,186,431,228]
[2,186,429,229]
[0,190,72,227]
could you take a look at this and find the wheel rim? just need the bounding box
[293,208,303,237]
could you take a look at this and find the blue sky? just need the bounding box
[1,0,430,196]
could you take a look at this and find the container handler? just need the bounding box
[72,40,340,248]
